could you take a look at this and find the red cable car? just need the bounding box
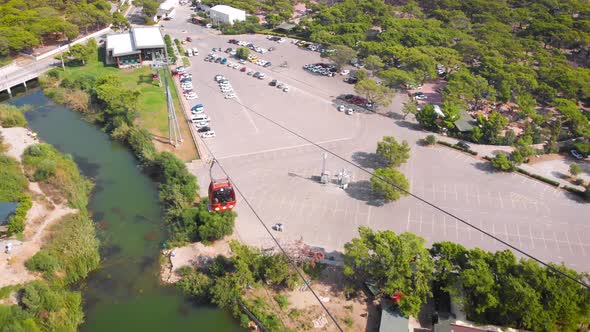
[208,179,236,212]
[208,160,236,212]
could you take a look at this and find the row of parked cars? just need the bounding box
[214,75,236,99]
[265,35,287,43]
[227,39,276,54]
[303,63,337,77]
[175,67,198,100]
[190,104,215,138]
[268,79,289,92]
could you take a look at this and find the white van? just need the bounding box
[192,47,199,56]
[186,49,193,56]
[191,114,209,123]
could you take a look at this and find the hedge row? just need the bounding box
[438,141,478,155]
[515,167,560,187]
[174,38,185,55]
[164,35,177,63]
[8,194,33,234]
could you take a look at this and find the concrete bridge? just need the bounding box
[0,58,60,98]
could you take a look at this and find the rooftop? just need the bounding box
[106,27,165,57]
[106,32,137,57]
[276,22,297,31]
[454,109,477,132]
[210,4,245,15]
[132,27,165,49]
[379,300,409,332]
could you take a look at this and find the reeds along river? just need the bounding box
[10,90,241,332]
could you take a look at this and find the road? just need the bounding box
[159,5,590,273]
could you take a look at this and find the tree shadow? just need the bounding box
[137,74,155,85]
[473,161,495,173]
[351,151,385,169]
[551,171,568,179]
[564,191,589,204]
[385,111,403,120]
[394,120,422,131]
[344,180,386,206]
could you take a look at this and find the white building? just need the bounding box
[208,5,246,24]
[105,27,166,68]
[156,0,178,20]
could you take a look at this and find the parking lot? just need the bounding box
[162,7,590,272]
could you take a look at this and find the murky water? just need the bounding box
[9,90,240,332]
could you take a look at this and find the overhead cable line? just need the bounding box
[199,153,345,331]
[227,99,590,290]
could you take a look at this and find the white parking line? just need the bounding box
[497,192,504,209]
[576,232,587,256]
[216,136,352,160]
[406,208,411,231]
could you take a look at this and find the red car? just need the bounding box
[208,179,236,212]
[186,36,192,42]
[240,67,247,72]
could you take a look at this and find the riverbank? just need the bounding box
[0,126,79,288]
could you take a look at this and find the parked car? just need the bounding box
[337,105,346,112]
[344,77,358,84]
[570,150,584,160]
[191,104,204,113]
[345,108,354,115]
[197,126,211,133]
[340,69,350,75]
[225,93,236,99]
[414,92,427,100]
[185,92,198,100]
[195,121,209,128]
[257,73,266,79]
[457,141,470,150]
[283,87,289,92]
[269,79,277,86]
[200,130,216,138]
[240,67,247,72]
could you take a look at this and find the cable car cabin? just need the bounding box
[208,179,236,212]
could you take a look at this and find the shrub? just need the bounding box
[0,155,29,201]
[127,127,157,162]
[27,213,99,285]
[197,202,236,243]
[8,194,32,234]
[274,294,289,310]
[25,250,59,274]
[177,266,212,301]
[23,143,93,210]
[569,163,582,177]
[491,152,514,172]
[0,104,28,128]
[425,135,436,145]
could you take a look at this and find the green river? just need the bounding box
[10,90,240,332]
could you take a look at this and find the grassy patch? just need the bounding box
[0,285,16,299]
[0,155,28,201]
[22,143,93,210]
[53,52,170,140]
[0,104,29,128]
[182,56,191,67]
[26,213,99,286]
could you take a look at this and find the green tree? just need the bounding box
[370,168,409,201]
[402,99,418,120]
[569,163,582,177]
[177,267,212,301]
[235,47,250,60]
[416,104,439,131]
[112,11,130,31]
[343,227,434,317]
[478,111,508,145]
[376,136,410,168]
[364,54,384,72]
[491,152,513,172]
[354,79,393,107]
[328,45,357,70]
[67,43,92,65]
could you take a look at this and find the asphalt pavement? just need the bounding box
[166,5,590,273]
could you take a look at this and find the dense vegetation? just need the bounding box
[22,143,93,210]
[201,0,295,21]
[277,0,590,152]
[0,0,112,59]
[27,213,100,286]
[177,241,298,331]
[0,104,28,128]
[0,136,99,331]
[343,227,590,330]
[43,51,233,245]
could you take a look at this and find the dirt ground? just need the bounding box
[244,265,378,332]
[160,236,234,283]
[0,127,39,162]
